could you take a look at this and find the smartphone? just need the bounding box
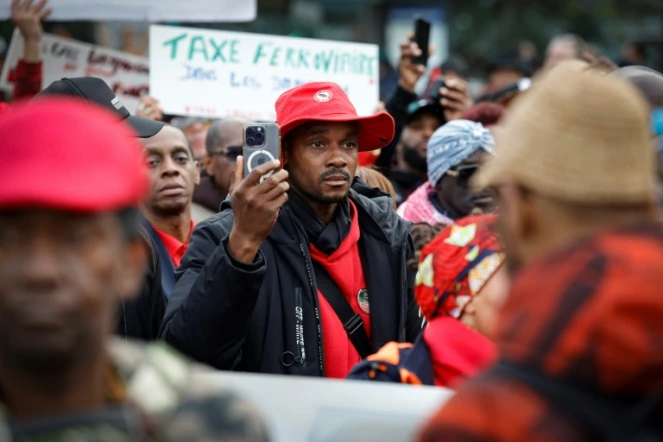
[412,18,431,66]
[243,123,281,182]
[427,76,446,102]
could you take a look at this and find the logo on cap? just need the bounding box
[313,90,332,102]
[111,97,124,111]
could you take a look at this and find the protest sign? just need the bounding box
[195,371,452,442]
[0,31,149,113]
[0,0,256,22]
[149,25,380,120]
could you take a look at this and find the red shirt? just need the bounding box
[153,220,194,268]
[309,201,372,379]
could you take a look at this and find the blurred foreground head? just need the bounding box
[0,98,148,379]
[475,68,656,273]
[419,68,663,442]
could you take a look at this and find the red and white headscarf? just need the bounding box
[415,214,504,321]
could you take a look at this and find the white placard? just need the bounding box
[195,371,452,442]
[149,25,380,120]
[0,31,149,113]
[0,0,256,22]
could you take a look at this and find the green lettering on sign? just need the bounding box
[253,43,270,64]
[188,36,208,61]
[163,33,188,60]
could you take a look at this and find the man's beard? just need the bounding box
[403,145,427,174]
[289,170,350,205]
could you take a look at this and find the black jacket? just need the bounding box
[143,221,176,300]
[160,180,422,375]
[116,226,166,341]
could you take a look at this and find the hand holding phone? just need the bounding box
[228,123,288,264]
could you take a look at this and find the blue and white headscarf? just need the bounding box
[427,119,495,187]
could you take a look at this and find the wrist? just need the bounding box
[228,230,261,264]
[398,79,416,94]
[22,39,41,63]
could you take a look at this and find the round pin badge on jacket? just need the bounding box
[357,289,370,314]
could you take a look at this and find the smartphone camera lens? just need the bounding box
[246,127,256,136]
[246,136,256,146]
[255,131,265,145]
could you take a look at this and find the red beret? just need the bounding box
[0,98,148,212]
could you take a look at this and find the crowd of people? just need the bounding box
[1,0,663,440]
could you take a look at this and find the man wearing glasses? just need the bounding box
[192,117,252,222]
[397,119,496,225]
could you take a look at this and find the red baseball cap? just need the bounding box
[0,98,148,212]
[275,82,395,152]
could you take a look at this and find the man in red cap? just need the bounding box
[0,98,268,440]
[162,82,423,378]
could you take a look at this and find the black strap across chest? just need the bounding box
[311,260,372,359]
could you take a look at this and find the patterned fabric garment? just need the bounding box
[418,223,663,442]
[415,214,503,321]
[397,182,454,226]
[0,339,270,442]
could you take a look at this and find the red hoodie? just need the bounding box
[348,315,496,388]
[423,316,496,388]
[309,201,372,379]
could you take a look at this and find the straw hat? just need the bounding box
[475,68,655,204]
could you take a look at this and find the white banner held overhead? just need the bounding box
[0,31,149,113]
[0,0,257,22]
[149,25,380,120]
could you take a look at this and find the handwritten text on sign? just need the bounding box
[0,31,149,113]
[149,25,379,120]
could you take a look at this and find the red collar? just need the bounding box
[152,219,195,268]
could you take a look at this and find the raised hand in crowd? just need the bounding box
[397,34,434,94]
[437,77,473,121]
[136,93,164,121]
[12,0,51,63]
[228,156,289,263]
[582,51,619,75]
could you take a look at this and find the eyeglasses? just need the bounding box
[210,145,242,160]
[170,117,211,130]
[446,164,480,187]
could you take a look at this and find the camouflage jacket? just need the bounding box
[0,339,269,442]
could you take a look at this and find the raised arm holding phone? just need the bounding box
[376,19,472,171]
[161,82,423,378]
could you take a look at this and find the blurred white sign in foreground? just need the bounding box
[0,31,148,113]
[0,0,257,22]
[195,371,452,442]
[149,24,380,120]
